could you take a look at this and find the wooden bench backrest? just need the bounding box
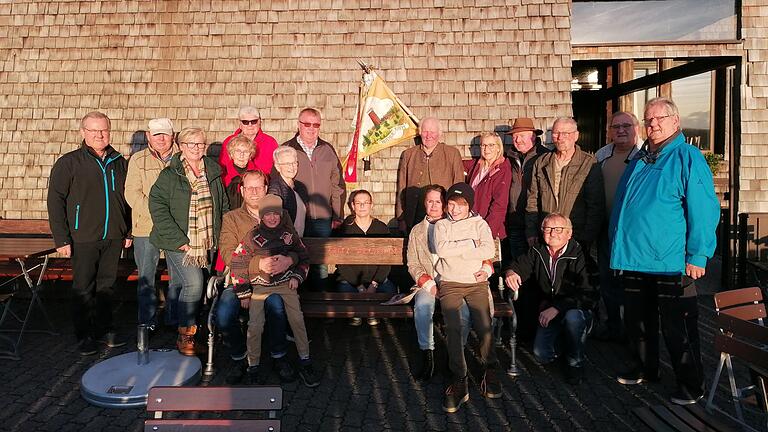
[302,237,502,265]
[714,287,766,322]
[146,386,283,413]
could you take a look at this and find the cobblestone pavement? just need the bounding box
[0,271,762,431]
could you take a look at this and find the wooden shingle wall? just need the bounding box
[740,0,768,213]
[0,0,573,222]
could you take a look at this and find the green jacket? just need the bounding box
[149,154,229,251]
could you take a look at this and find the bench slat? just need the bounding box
[649,405,697,432]
[714,287,763,309]
[144,419,281,432]
[303,237,405,265]
[146,386,282,412]
[715,313,768,344]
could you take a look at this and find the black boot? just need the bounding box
[416,349,434,381]
[225,359,248,385]
[443,375,469,413]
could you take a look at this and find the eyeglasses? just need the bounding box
[181,142,206,149]
[610,123,634,130]
[552,130,577,137]
[480,144,498,149]
[278,161,299,166]
[240,119,260,126]
[83,128,109,135]
[643,115,673,126]
[541,226,567,234]
[242,186,265,193]
[232,149,252,156]
[299,121,321,129]
[353,201,372,206]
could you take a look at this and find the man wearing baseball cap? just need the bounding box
[125,117,180,333]
[505,118,551,260]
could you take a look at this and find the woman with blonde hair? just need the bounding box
[150,126,229,355]
[465,131,512,240]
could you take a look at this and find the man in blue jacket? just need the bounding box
[47,111,132,356]
[609,97,720,405]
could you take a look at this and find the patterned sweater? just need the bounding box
[229,218,309,299]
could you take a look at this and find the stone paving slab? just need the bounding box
[0,278,763,431]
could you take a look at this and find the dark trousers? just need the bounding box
[71,239,123,340]
[622,272,703,392]
[439,281,498,378]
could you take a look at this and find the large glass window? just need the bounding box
[572,0,738,45]
[673,71,713,151]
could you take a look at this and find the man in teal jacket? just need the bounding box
[609,97,720,405]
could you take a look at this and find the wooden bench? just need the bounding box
[145,385,282,431]
[633,403,738,432]
[204,236,520,379]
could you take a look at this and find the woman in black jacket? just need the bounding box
[335,190,396,326]
[268,146,309,236]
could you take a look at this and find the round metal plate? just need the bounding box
[80,350,201,408]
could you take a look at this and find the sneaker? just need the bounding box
[226,360,248,385]
[566,365,584,385]
[78,337,99,356]
[273,357,297,383]
[481,369,502,399]
[367,317,379,326]
[349,317,363,326]
[443,376,469,413]
[670,386,704,406]
[616,369,660,385]
[298,362,321,388]
[96,332,127,348]
[247,365,266,385]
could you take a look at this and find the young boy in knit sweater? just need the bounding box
[229,194,319,388]
[434,182,501,413]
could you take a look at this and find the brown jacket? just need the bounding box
[281,136,345,221]
[396,142,464,229]
[525,145,605,245]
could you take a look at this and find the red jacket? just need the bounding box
[219,129,279,185]
[465,157,512,240]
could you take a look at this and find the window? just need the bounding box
[572,0,738,45]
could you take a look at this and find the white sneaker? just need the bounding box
[350,317,363,326]
[367,317,379,326]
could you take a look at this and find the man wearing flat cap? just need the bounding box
[505,118,551,259]
[125,117,180,333]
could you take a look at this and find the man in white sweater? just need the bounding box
[435,182,500,413]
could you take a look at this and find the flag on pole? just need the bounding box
[343,62,419,183]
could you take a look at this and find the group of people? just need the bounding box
[46,96,720,413]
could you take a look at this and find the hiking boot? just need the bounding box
[247,365,266,385]
[566,365,584,385]
[226,359,248,385]
[349,317,363,326]
[273,357,297,383]
[415,349,434,382]
[78,337,98,356]
[442,376,469,413]
[96,331,127,348]
[298,362,321,388]
[616,368,660,385]
[670,386,704,406]
[481,368,502,398]
[367,317,379,326]
[177,326,197,356]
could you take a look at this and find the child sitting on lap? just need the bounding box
[229,194,319,388]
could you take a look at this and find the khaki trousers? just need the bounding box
[247,282,310,366]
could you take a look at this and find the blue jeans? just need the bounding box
[506,228,529,261]
[215,287,289,360]
[413,288,470,350]
[134,237,182,327]
[164,249,205,327]
[337,279,397,294]
[533,308,592,367]
[305,218,332,288]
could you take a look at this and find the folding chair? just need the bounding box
[706,286,768,424]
